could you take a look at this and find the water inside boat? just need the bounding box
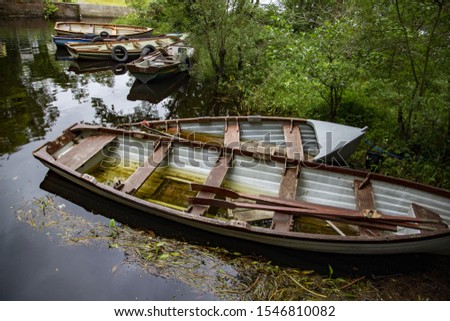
[64,129,448,240]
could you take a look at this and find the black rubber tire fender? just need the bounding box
[111,45,129,62]
[112,63,127,75]
[100,31,110,39]
[116,35,129,41]
[140,44,156,57]
[91,36,104,43]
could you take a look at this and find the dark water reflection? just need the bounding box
[0,18,226,157]
[0,18,222,300]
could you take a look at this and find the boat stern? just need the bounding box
[309,120,368,164]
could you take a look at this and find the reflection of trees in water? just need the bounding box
[162,79,237,119]
[118,72,239,122]
[0,18,246,156]
[0,19,62,156]
[49,44,241,134]
[91,73,195,124]
[0,87,60,156]
[91,72,235,124]
[66,70,119,104]
[92,97,159,124]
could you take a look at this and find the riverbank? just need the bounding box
[55,2,133,19]
[0,1,133,19]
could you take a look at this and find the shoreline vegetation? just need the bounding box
[50,0,128,6]
[78,0,128,6]
[111,0,449,190]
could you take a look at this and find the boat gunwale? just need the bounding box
[32,124,450,250]
[64,36,184,50]
[55,21,153,29]
[139,115,309,126]
[127,57,181,71]
[54,22,154,37]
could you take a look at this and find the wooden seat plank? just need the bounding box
[57,134,116,170]
[270,122,303,231]
[411,203,448,232]
[354,179,381,236]
[189,120,240,216]
[283,122,303,161]
[189,154,232,216]
[270,166,299,231]
[120,142,170,195]
[224,122,240,147]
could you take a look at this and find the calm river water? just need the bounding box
[0,18,222,300]
[1,17,449,301]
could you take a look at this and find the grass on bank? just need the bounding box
[72,0,128,7]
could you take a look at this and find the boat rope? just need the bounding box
[364,139,403,160]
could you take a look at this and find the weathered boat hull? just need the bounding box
[68,60,128,75]
[65,36,182,62]
[128,64,181,83]
[127,73,190,104]
[53,35,95,48]
[127,45,194,83]
[32,124,450,255]
[66,47,142,61]
[54,22,153,39]
[138,116,367,164]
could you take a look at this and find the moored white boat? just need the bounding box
[132,116,368,164]
[54,21,154,39]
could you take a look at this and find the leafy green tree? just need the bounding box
[188,0,262,82]
[280,0,347,32]
[393,0,447,139]
[355,0,448,147]
[299,17,367,121]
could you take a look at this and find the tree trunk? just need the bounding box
[398,105,406,138]
[218,47,227,80]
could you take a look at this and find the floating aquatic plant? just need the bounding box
[19,195,443,300]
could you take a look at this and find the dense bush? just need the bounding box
[44,0,58,20]
[118,0,449,188]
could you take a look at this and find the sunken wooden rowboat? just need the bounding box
[54,22,154,39]
[130,116,368,164]
[65,36,183,62]
[126,45,194,83]
[33,123,450,255]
